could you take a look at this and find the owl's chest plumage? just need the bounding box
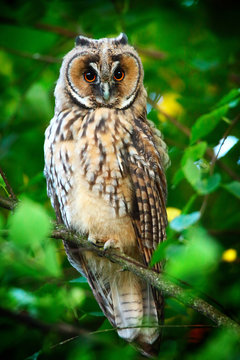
[45,107,138,250]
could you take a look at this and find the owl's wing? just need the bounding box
[45,168,116,327]
[127,118,168,321]
[63,240,116,327]
[44,115,116,325]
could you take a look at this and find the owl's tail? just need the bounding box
[110,271,160,347]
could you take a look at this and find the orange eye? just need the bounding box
[84,71,96,82]
[114,68,124,81]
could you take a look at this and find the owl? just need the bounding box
[44,33,169,356]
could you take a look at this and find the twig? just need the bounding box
[0,46,61,64]
[208,229,240,236]
[0,194,17,211]
[0,306,88,337]
[136,47,167,60]
[200,114,240,216]
[210,114,240,176]
[90,324,215,335]
[148,97,191,137]
[148,98,240,181]
[0,304,214,351]
[0,167,17,200]
[0,16,167,62]
[0,196,17,210]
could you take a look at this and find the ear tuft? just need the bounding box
[115,33,128,45]
[75,35,91,47]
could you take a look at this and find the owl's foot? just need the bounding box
[88,235,104,248]
[103,238,124,253]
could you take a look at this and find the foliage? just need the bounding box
[0,0,240,359]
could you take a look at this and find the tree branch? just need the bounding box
[52,227,240,335]
[1,194,240,335]
[0,46,61,64]
[0,306,88,337]
[0,167,17,201]
[0,195,17,210]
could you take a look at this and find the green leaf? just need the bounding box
[172,168,184,187]
[170,211,200,231]
[216,88,240,108]
[191,105,229,144]
[166,226,221,281]
[9,198,52,248]
[181,142,207,166]
[182,158,201,186]
[166,298,188,316]
[223,181,240,200]
[193,330,239,360]
[195,173,221,195]
[150,239,175,266]
[69,277,88,284]
[26,351,41,360]
[88,311,105,317]
[43,241,61,277]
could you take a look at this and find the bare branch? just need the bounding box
[0,195,17,210]
[210,114,240,176]
[135,47,167,60]
[0,306,88,337]
[0,46,61,64]
[0,167,17,200]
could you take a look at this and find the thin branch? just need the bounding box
[0,195,17,210]
[35,23,80,38]
[210,114,240,176]
[200,114,240,216]
[0,304,214,349]
[90,324,215,336]
[0,46,61,64]
[0,306,88,337]
[136,47,167,60]
[148,97,240,181]
[0,16,167,62]
[0,167,17,200]
[148,97,191,137]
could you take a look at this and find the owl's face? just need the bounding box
[58,33,144,110]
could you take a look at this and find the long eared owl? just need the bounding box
[44,33,169,355]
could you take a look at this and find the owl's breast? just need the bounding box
[57,108,135,245]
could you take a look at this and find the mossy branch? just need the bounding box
[1,192,240,336]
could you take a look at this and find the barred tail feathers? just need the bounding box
[110,271,159,344]
[139,283,159,344]
[111,271,143,341]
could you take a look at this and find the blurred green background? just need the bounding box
[0,0,240,359]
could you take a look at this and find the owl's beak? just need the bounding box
[101,83,110,101]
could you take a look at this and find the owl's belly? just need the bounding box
[65,172,137,253]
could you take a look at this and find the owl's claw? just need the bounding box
[88,235,104,248]
[103,239,124,253]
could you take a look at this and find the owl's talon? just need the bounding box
[103,239,124,253]
[88,235,103,248]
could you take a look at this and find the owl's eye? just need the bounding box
[113,68,125,81]
[84,70,96,83]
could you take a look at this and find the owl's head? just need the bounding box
[56,33,145,110]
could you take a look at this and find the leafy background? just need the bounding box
[0,0,240,359]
